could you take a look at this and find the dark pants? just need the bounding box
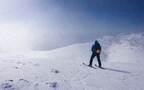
[89,52,101,67]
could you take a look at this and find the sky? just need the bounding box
[0,0,144,51]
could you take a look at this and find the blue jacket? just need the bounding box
[91,41,101,53]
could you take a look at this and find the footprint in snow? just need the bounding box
[0,79,31,90]
[46,81,58,88]
[51,69,60,74]
[33,63,40,67]
[14,66,20,69]
[16,61,26,66]
[0,80,18,90]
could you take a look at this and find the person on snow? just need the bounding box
[89,40,102,68]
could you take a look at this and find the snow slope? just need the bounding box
[0,33,144,90]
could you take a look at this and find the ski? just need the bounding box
[95,64,105,69]
[82,63,97,69]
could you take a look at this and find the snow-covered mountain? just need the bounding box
[0,33,144,90]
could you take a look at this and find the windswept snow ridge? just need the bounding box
[0,33,144,90]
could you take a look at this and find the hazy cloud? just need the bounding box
[0,0,143,51]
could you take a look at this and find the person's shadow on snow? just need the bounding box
[104,67,131,74]
[95,65,131,74]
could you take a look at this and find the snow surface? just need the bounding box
[0,33,144,90]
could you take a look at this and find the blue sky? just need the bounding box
[36,0,144,35]
[0,0,144,50]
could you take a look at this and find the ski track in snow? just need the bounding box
[0,33,144,90]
